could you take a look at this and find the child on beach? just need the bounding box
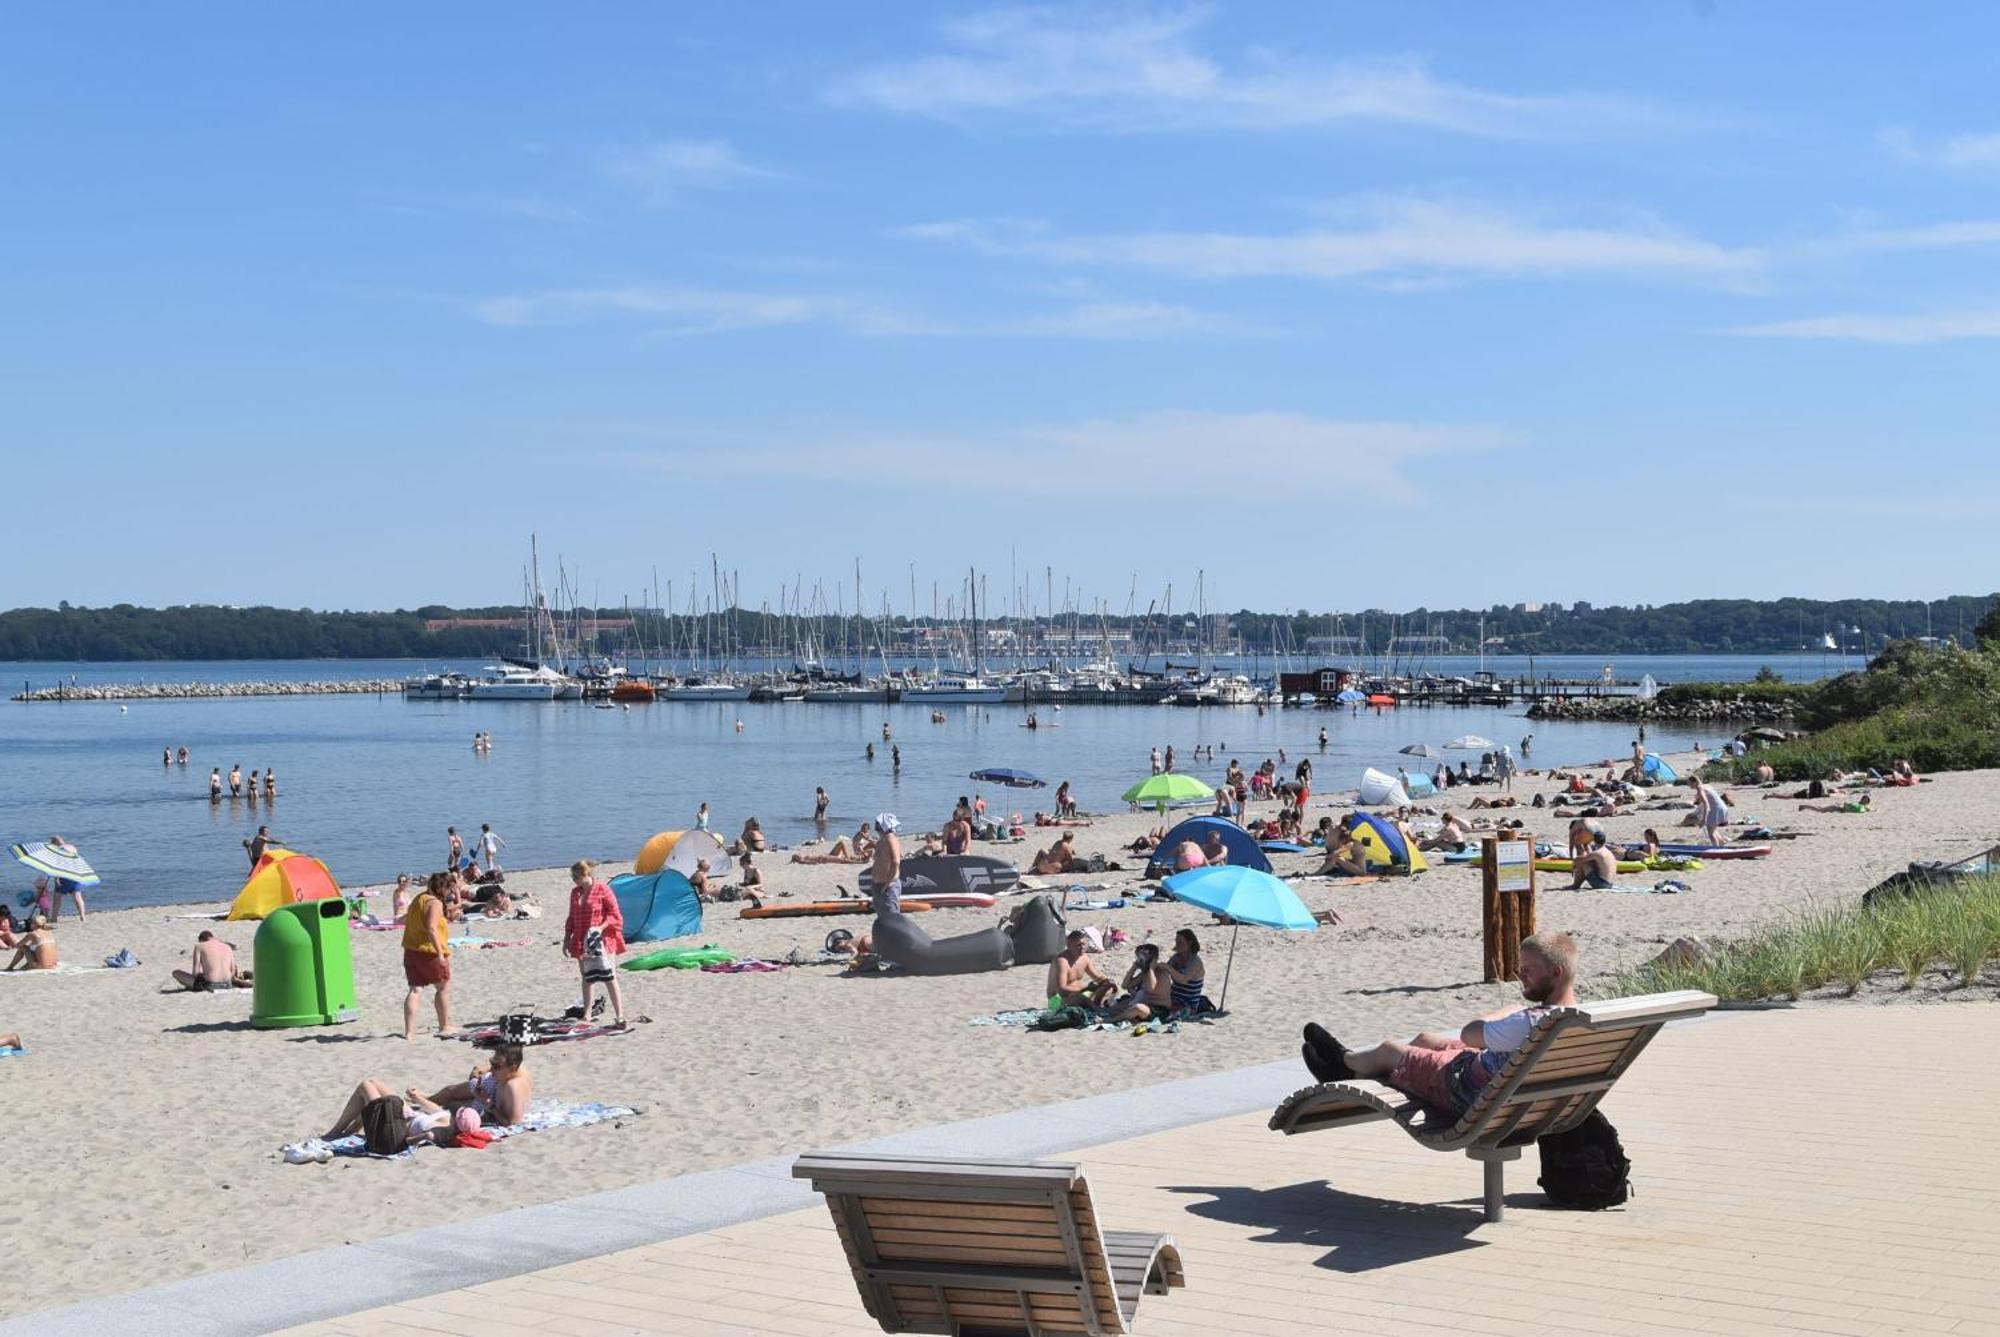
[563,860,627,1029]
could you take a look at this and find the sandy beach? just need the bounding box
[4,752,1994,1318]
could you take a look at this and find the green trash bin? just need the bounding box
[251,898,359,1028]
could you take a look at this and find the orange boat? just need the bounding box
[610,678,657,703]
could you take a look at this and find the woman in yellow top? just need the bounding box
[402,873,453,1041]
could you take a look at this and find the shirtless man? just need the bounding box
[1046,930,1115,1009]
[690,859,714,903]
[1030,831,1076,875]
[1316,820,1369,877]
[228,764,242,798]
[172,930,252,990]
[1201,831,1229,866]
[868,814,903,915]
[1567,834,1621,890]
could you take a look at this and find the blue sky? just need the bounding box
[5,3,1997,616]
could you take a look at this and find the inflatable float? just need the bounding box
[861,854,1020,899]
[1536,856,1706,874]
[740,899,936,919]
[1654,844,1771,859]
[868,893,1068,975]
[621,945,735,972]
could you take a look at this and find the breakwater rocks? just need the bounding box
[1526,695,1797,724]
[12,680,403,702]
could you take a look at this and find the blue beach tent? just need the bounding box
[1147,815,1272,876]
[610,870,703,944]
[1641,753,1679,784]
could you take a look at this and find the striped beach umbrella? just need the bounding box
[10,840,100,887]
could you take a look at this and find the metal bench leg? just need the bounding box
[1470,1146,1521,1222]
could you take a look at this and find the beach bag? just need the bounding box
[361,1095,410,1156]
[498,1007,537,1047]
[1537,1110,1630,1209]
[1029,1006,1092,1032]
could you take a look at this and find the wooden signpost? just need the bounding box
[1481,835,1537,982]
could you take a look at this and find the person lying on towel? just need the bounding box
[1299,932,1578,1117]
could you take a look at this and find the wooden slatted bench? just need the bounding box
[792,1152,1185,1335]
[1270,990,1716,1221]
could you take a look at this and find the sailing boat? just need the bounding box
[469,537,582,700]
[902,568,1007,702]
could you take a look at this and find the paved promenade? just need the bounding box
[280,1002,1998,1337]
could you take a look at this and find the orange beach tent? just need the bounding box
[227,848,343,920]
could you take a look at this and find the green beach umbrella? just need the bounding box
[1121,772,1215,814]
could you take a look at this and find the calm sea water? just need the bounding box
[1,654,1842,910]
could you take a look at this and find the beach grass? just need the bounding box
[1612,873,2000,1001]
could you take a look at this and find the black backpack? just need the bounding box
[361,1095,410,1156]
[1537,1109,1630,1209]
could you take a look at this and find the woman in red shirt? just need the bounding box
[563,860,627,1028]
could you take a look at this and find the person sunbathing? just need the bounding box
[0,1032,20,1050]
[806,823,875,862]
[729,817,768,855]
[1567,835,1620,889]
[1627,828,1663,860]
[171,930,252,991]
[1030,831,1079,875]
[1300,932,1579,1114]
[1468,794,1518,809]
[1316,822,1369,877]
[1046,931,1115,1009]
[1126,823,1168,853]
[1800,791,1872,814]
[321,1078,455,1147]
[1103,943,1172,1023]
[4,917,56,972]
[322,1044,531,1143]
[1419,811,1470,853]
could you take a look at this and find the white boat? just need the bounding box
[402,672,472,700]
[803,682,897,704]
[660,679,753,701]
[469,666,558,701]
[900,674,1008,704]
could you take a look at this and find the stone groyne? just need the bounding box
[12,679,403,702]
[1525,695,1798,725]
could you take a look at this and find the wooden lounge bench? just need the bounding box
[1269,989,1716,1221]
[792,1151,1185,1335]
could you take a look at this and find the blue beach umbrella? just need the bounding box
[10,839,100,888]
[1335,688,1367,704]
[968,768,1047,788]
[1161,865,1318,1009]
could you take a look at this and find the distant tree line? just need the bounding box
[0,594,1992,662]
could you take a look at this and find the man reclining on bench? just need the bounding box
[1299,931,1578,1115]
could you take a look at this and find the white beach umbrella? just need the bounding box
[1445,734,1495,751]
[10,839,100,887]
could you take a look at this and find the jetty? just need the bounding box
[12,679,402,702]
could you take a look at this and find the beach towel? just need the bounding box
[0,963,111,978]
[699,960,787,973]
[283,1100,640,1163]
[456,1016,651,1046]
[967,1009,1046,1028]
[0,1046,24,1058]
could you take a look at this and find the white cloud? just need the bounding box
[471,285,1257,340]
[831,4,1694,140]
[902,197,1761,287]
[605,139,788,204]
[1878,126,2000,171]
[606,409,1515,498]
[1801,219,2000,260]
[1724,310,2000,345]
